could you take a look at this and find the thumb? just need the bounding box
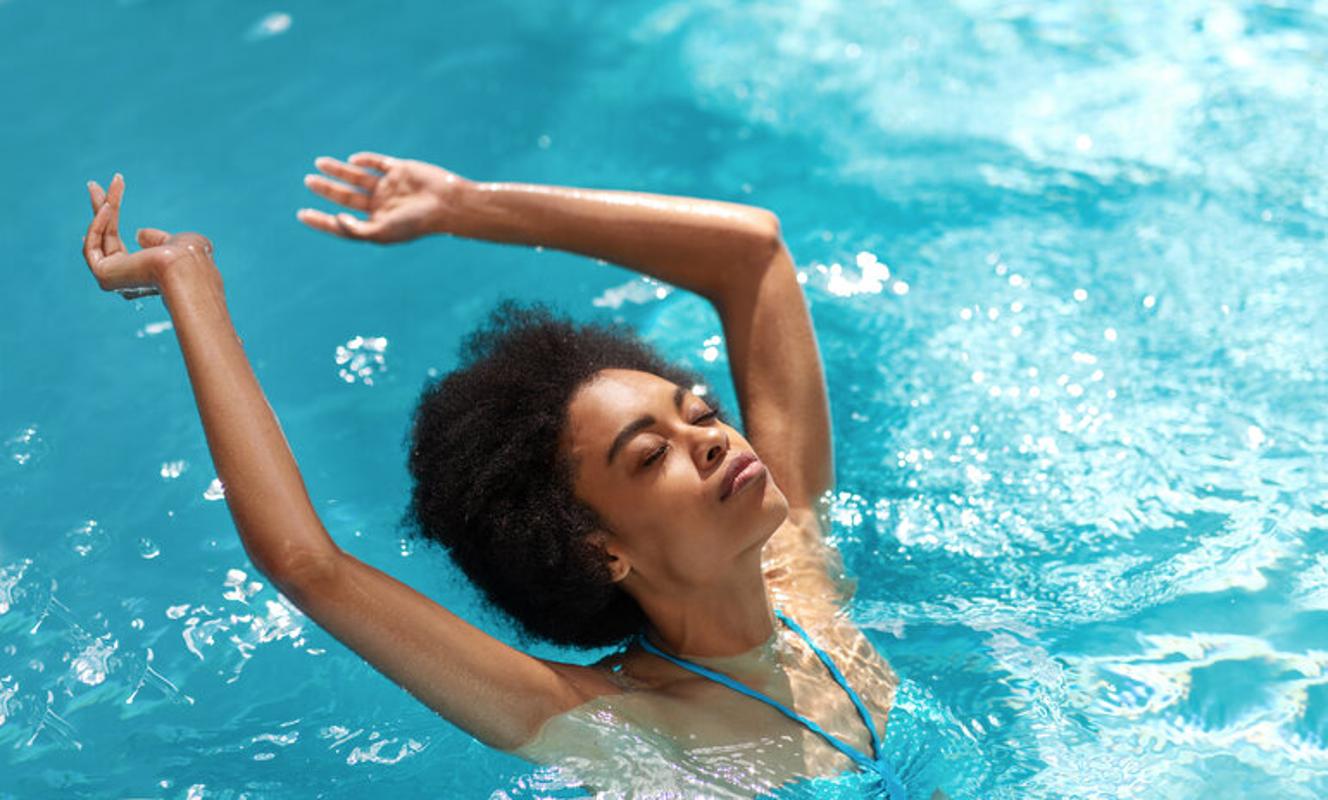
[137,228,171,247]
[337,213,381,240]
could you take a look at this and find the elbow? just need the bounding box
[711,210,788,306]
[251,544,343,603]
[742,208,783,268]
[753,208,782,250]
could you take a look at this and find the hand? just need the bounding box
[298,152,472,244]
[82,174,218,299]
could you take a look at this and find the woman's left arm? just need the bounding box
[300,153,780,297]
[436,180,839,527]
[415,173,837,521]
[303,157,842,598]
[460,183,845,600]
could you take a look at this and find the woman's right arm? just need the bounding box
[83,175,593,750]
[163,288,598,750]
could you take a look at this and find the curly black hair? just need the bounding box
[403,298,731,649]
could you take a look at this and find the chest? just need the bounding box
[597,633,898,787]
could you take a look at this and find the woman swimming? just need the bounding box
[80,157,948,799]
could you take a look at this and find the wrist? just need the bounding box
[430,178,485,238]
[158,258,225,302]
[444,180,539,246]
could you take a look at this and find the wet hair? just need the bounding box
[404,299,731,649]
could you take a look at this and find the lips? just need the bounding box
[720,451,760,501]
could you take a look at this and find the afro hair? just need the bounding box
[404,298,732,649]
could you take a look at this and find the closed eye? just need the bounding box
[643,408,721,467]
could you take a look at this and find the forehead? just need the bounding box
[568,368,674,420]
[563,369,676,448]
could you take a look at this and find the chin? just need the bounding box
[719,474,791,556]
[750,482,791,545]
[763,474,790,514]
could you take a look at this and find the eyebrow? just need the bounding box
[607,384,688,467]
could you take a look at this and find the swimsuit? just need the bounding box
[637,609,910,800]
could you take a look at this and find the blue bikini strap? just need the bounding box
[772,611,910,800]
[772,609,885,760]
[635,608,909,800]
[636,627,881,774]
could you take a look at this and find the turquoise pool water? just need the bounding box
[4,0,1327,797]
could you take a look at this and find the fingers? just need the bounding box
[294,207,381,241]
[296,207,350,238]
[103,173,126,257]
[314,156,380,191]
[335,212,383,240]
[85,172,120,215]
[87,180,106,213]
[297,207,371,240]
[108,172,125,208]
[347,151,397,173]
[82,201,141,290]
[80,175,210,299]
[83,201,113,266]
[303,173,371,212]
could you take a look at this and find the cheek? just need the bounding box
[605,463,716,540]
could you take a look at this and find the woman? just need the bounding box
[80,157,945,799]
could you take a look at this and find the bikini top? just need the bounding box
[636,609,909,800]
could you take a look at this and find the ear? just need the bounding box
[588,529,631,583]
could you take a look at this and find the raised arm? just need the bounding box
[301,154,842,602]
[81,175,594,749]
[298,153,778,294]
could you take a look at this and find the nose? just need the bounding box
[694,426,728,471]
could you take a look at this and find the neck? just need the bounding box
[634,552,775,659]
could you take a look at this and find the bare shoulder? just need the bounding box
[543,636,791,714]
[510,657,635,759]
[534,644,692,710]
[541,657,631,703]
[516,649,701,759]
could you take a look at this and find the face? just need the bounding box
[560,369,789,592]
